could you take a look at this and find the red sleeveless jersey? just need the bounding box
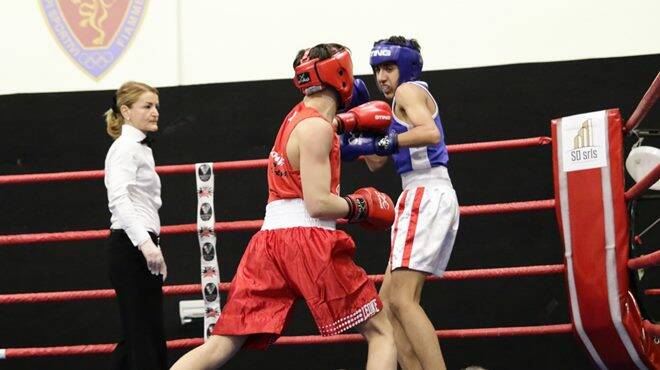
[267,102,341,203]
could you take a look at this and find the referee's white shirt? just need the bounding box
[104,124,162,246]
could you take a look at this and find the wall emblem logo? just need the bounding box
[39,0,148,79]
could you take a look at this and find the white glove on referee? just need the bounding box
[138,239,167,281]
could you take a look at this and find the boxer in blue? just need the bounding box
[341,36,459,370]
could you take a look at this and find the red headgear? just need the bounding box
[293,48,354,108]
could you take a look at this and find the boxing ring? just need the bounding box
[0,74,658,368]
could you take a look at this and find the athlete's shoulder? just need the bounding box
[395,81,429,104]
[397,80,429,93]
[295,116,334,142]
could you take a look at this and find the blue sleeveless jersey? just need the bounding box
[391,81,449,175]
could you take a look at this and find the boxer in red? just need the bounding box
[170,43,397,370]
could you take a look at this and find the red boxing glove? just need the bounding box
[335,101,392,134]
[343,187,395,230]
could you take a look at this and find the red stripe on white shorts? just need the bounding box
[402,187,425,267]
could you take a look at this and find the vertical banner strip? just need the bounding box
[553,119,607,369]
[195,163,221,340]
[564,110,632,367]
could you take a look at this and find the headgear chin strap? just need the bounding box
[369,40,423,85]
[293,49,354,108]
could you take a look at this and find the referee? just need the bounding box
[103,81,167,370]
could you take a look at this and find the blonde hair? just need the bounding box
[104,81,159,139]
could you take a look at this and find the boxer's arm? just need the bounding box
[394,83,441,147]
[363,154,388,172]
[296,118,350,219]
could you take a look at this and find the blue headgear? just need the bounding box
[369,40,423,84]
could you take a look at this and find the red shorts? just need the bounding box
[212,227,381,349]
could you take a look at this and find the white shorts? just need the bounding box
[390,166,459,276]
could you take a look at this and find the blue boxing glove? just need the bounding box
[340,132,371,161]
[340,78,370,112]
[340,130,399,161]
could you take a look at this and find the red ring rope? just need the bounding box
[623,72,660,133]
[0,324,572,359]
[0,200,555,246]
[0,136,551,185]
[624,163,660,201]
[0,264,565,304]
[628,249,660,270]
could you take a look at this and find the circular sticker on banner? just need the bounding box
[202,242,215,261]
[198,164,212,182]
[200,203,213,221]
[204,282,218,302]
[206,323,215,338]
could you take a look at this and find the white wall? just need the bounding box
[1,0,658,95]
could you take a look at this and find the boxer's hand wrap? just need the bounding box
[343,187,395,230]
[336,101,392,134]
[374,130,399,156]
[340,130,399,161]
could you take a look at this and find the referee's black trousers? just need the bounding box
[107,230,167,370]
